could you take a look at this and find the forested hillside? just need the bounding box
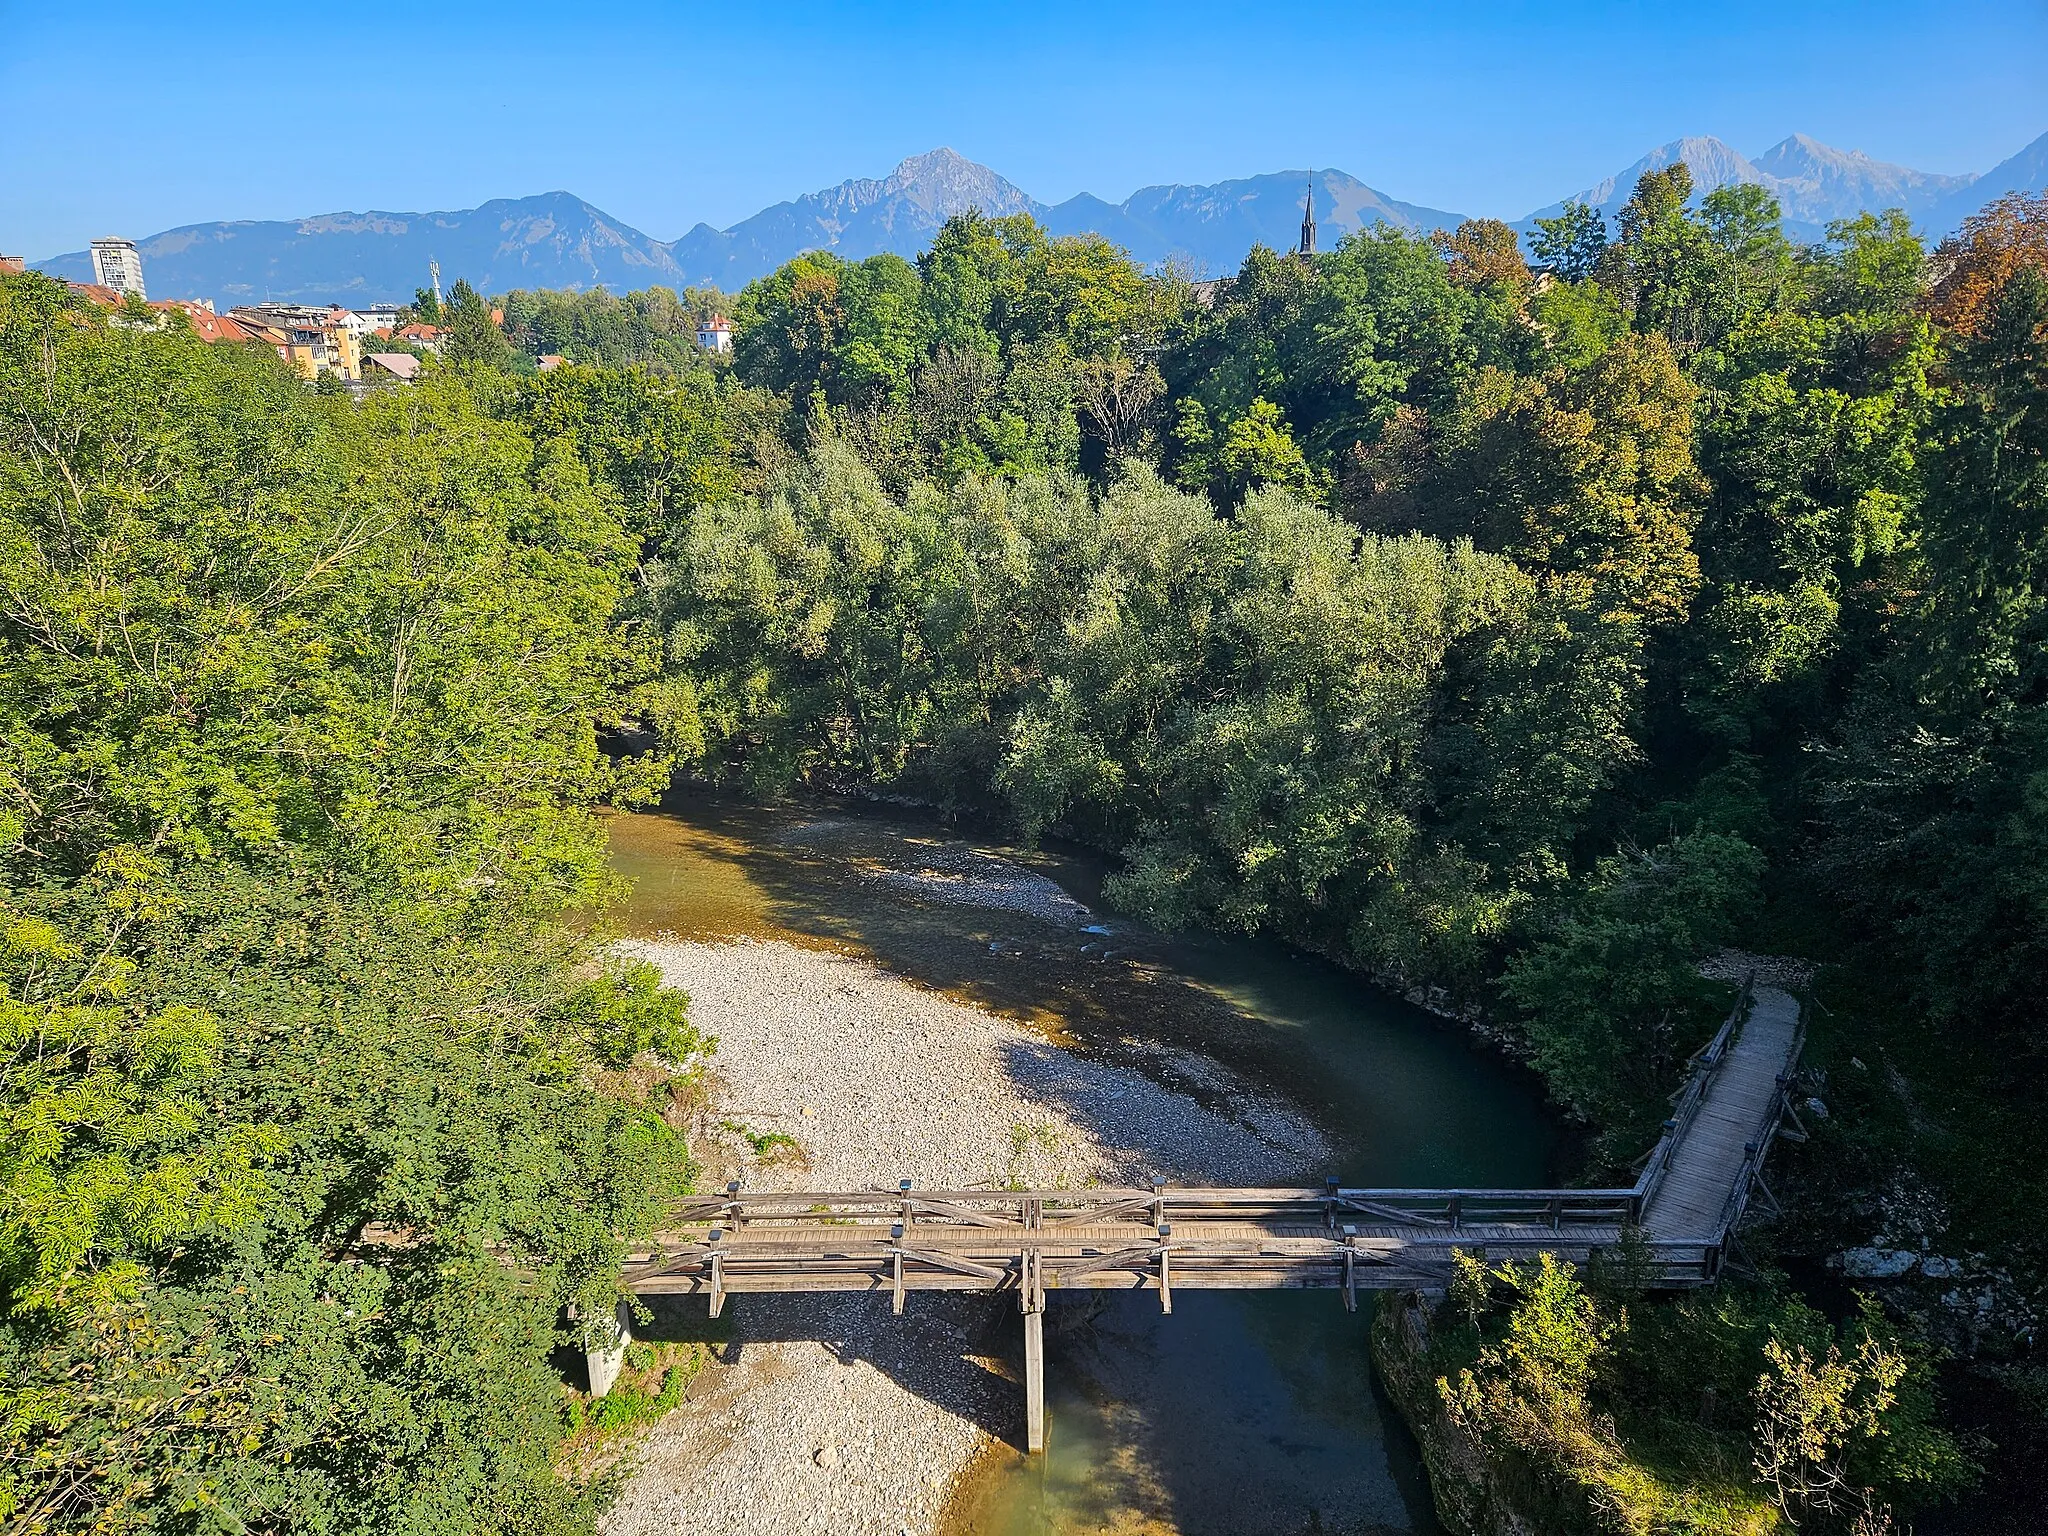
[4,169,2044,1533]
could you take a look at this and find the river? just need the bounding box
[606,793,1566,1536]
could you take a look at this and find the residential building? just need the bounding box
[0,255,24,273]
[537,354,569,371]
[90,237,147,297]
[355,303,406,334]
[696,314,733,353]
[65,284,263,346]
[395,322,444,354]
[152,299,256,344]
[227,304,362,380]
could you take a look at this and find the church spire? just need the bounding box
[1299,177,1317,258]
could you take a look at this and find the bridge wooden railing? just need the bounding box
[658,1182,1648,1235]
[1634,970,1755,1211]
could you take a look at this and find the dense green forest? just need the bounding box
[3,171,2043,1533]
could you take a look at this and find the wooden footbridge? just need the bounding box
[597,977,1807,1451]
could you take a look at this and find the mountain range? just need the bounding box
[1517,132,1985,243]
[33,132,2048,306]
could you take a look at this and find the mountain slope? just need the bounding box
[1751,132,1974,227]
[1517,133,1986,243]
[1924,128,2048,235]
[35,192,689,304]
[34,150,1462,304]
[664,149,1043,288]
[1041,168,1465,275]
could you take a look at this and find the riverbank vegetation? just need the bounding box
[3,171,2042,1532]
[0,279,706,1532]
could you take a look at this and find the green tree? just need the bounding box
[0,272,696,1534]
[1216,397,1322,502]
[1531,200,1609,283]
[441,277,516,369]
[1502,832,1762,1140]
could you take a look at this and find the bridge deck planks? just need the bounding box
[1642,986,1802,1240]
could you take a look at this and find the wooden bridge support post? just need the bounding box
[1021,1242,1047,1454]
[1022,1305,1045,1454]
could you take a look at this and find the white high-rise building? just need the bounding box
[90,238,146,298]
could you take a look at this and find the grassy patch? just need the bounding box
[561,1340,711,1456]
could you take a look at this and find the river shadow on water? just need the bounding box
[607,791,1568,1536]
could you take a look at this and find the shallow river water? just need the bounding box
[607,794,1565,1536]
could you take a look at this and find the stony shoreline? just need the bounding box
[598,934,1330,1536]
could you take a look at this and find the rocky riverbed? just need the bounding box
[599,933,1330,1536]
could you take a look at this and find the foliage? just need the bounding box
[727,213,1184,487]
[500,284,732,372]
[1437,1258,1968,1535]
[441,278,520,370]
[1928,192,2048,341]
[0,272,697,1534]
[1504,833,1762,1142]
[560,1340,708,1451]
[1533,201,1610,283]
[1817,263,2048,1034]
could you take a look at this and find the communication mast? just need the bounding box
[429,258,442,308]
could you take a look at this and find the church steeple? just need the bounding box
[1298,177,1317,257]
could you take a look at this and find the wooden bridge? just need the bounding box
[597,976,1807,1451]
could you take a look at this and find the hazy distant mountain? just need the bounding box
[34,149,1462,303]
[33,133,2044,305]
[34,191,690,305]
[1516,133,1978,243]
[660,152,1462,286]
[1040,168,1465,276]
[664,149,1043,288]
[1923,128,2048,235]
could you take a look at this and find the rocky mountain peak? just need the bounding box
[879,148,1041,217]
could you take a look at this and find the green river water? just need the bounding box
[607,795,1565,1536]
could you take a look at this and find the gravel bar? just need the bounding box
[600,934,1329,1536]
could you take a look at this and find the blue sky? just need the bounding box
[3,0,2043,260]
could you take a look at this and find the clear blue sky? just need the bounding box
[3,0,2043,260]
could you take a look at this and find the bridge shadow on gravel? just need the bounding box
[624,1288,1028,1443]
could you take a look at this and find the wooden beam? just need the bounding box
[905,1197,1030,1230]
[1023,1306,1045,1453]
[891,1222,905,1315]
[893,1246,1011,1282]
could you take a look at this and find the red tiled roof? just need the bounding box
[68,282,126,306]
[151,301,257,344]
